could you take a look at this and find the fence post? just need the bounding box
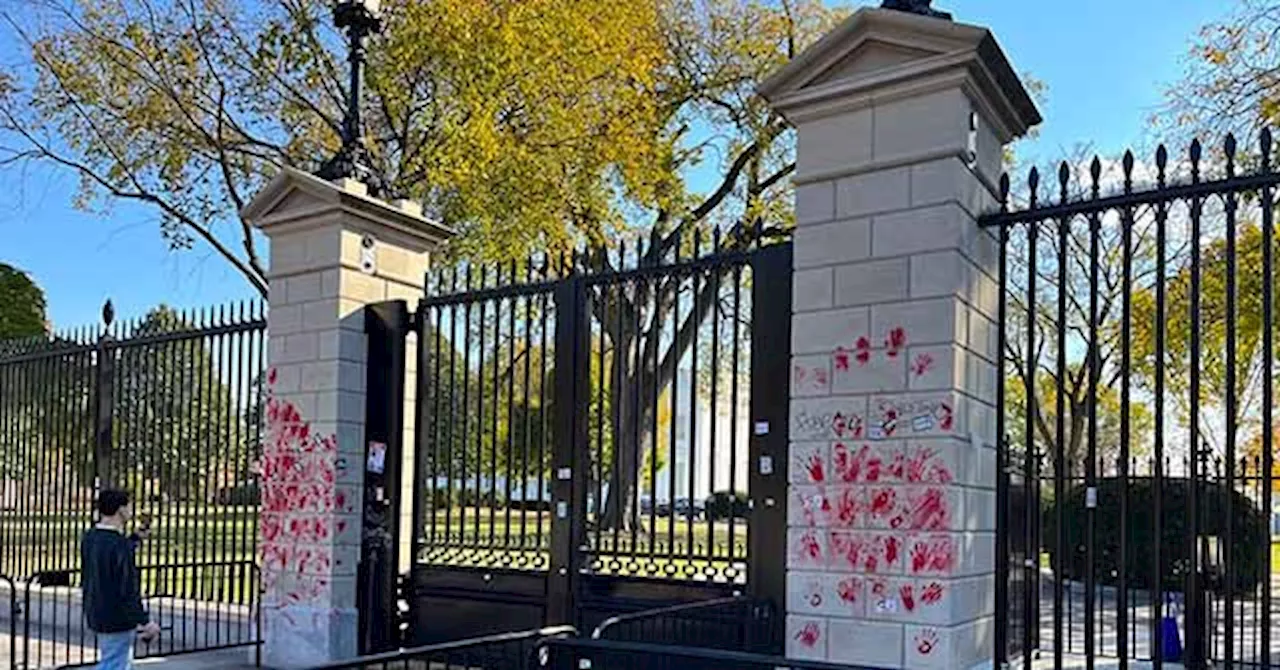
[547,275,589,625]
[759,7,1040,669]
[748,241,793,652]
[92,301,116,489]
[358,300,410,653]
[242,170,452,667]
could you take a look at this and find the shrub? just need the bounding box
[705,490,749,521]
[214,481,259,506]
[1042,476,1266,595]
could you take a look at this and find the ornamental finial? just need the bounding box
[880,0,952,20]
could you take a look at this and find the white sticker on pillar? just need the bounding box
[870,393,957,439]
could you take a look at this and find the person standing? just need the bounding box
[81,489,160,670]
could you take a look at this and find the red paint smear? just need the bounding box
[833,348,851,372]
[906,447,953,484]
[830,533,860,570]
[881,406,899,438]
[937,402,954,431]
[854,336,871,366]
[798,532,822,562]
[835,489,860,527]
[837,578,861,604]
[900,584,916,611]
[911,540,929,573]
[909,488,950,531]
[911,353,935,376]
[916,629,938,655]
[870,489,896,517]
[885,327,907,358]
[795,623,821,647]
[806,453,825,483]
[883,536,901,566]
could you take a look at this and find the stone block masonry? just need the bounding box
[760,6,1040,669]
[244,169,452,668]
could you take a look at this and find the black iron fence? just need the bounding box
[987,131,1280,668]
[0,301,265,668]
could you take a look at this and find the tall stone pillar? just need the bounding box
[242,169,452,667]
[759,9,1039,669]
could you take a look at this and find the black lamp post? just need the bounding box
[316,0,387,196]
[880,0,952,20]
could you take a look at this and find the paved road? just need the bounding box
[1025,572,1280,666]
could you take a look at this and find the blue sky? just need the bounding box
[0,0,1231,330]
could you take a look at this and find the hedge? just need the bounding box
[1042,476,1267,595]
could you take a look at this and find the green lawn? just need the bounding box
[1,505,259,605]
[1,504,751,606]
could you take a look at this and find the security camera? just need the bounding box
[359,234,377,274]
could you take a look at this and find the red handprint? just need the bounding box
[900,583,916,611]
[915,629,938,655]
[806,452,825,483]
[833,347,851,371]
[835,488,860,527]
[921,582,944,605]
[837,577,862,604]
[885,327,907,358]
[795,623,821,647]
[909,488,949,531]
[911,353,934,376]
[854,336,872,366]
[883,535,901,567]
[937,402,954,431]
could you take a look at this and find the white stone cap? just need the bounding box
[241,167,455,250]
[758,7,1041,143]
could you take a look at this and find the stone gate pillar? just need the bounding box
[759,8,1039,669]
[242,169,452,667]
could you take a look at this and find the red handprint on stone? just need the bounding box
[854,336,872,366]
[885,327,907,358]
[915,629,938,655]
[795,623,821,648]
[900,583,916,611]
[921,582,944,605]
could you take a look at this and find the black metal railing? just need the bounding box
[535,637,890,670]
[591,595,776,654]
[987,131,1280,669]
[307,625,577,670]
[1,573,15,669]
[0,301,266,667]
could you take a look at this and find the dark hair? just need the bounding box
[97,489,131,517]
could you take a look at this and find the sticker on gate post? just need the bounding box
[367,441,387,474]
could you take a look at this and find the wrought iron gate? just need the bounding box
[395,228,791,646]
[990,132,1280,669]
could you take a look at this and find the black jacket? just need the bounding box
[80,527,148,633]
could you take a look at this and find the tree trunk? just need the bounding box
[595,265,725,531]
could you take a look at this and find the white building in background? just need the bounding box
[649,367,752,506]
[432,366,753,512]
